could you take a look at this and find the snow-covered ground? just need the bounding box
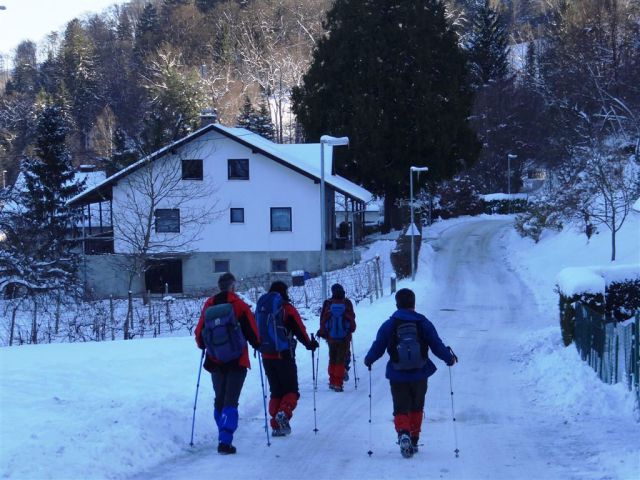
[1,214,638,479]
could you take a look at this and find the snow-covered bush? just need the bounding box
[514,200,563,243]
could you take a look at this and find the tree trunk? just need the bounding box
[611,228,616,261]
[383,193,403,233]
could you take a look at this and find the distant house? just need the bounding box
[68,124,372,297]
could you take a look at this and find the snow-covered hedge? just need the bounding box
[556,264,640,345]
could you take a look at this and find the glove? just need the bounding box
[364,358,372,370]
[447,346,458,366]
[316,330,326,339]
[308,338,320,351]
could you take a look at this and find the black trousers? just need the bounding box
[390,379,428,415]
[263,357,299,398]
[211,364,248,411]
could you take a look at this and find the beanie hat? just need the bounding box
[395,288,415,309]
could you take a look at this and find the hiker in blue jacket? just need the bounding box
[364,288,458,458]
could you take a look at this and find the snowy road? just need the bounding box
[133,218,586,479]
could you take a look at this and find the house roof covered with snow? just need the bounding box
[68,124,372,206]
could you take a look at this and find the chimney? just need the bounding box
[200,108,217,128]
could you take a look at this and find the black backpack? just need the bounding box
[391,319,427,370]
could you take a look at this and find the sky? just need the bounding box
[0,0,128,59]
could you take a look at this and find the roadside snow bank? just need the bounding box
[556,264,640,297]
[513,327,639,478]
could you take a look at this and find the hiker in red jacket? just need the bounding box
[317,283,356,392]
[260,281,318,436]
[195,272,260,455]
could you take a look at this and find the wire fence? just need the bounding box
[573,301,640,405]
[0,257,385,347]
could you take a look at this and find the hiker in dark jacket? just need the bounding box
[317,283,356,392]
[364,288,458,458]
[261,281,318,436]
[195,272,260,455]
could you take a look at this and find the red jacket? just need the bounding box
[318,297,356,342]
[195,291,260,371]
[261,303,313,360]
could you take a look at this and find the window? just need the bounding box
[155,209,180,233]
[214,260,230,273]
[271,259,288,273]
[228,158,249,180]
[270,207,292,232]
[230,208,245,224]
[181,159,203,180]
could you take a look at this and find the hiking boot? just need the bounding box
[275,411,291,435]
[217,442,236,455]
[272,428,287,437]
[411,437,420,453]
[343,370,349,382]
[398,432,413,458]
[329,384,344,392]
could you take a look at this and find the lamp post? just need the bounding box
[507,154,517,214]
[410,166,429,281]
[320,135,349,298]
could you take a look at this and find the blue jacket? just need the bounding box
[364,309,454,383]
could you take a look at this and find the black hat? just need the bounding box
[218,272,236,292]
[331,283,345,299]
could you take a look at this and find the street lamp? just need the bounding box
[507,154,518,214]
[410,166,429,281]
[320,135,349,298]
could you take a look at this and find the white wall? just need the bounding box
[112,131,322,254]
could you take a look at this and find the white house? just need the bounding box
[68,124,372,297]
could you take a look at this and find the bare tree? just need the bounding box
[581,140,639,261]
[112,142,222,299]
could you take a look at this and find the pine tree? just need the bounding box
[466,0,510,88]
[236,95,275,141]
[0,99,84,295]
[293,0,479,230]
[255,100,275,141]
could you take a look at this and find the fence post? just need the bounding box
[390,274,397,294]
[110,295,115,341]
[614,332,619,384]
[124,291,132,340]
[31,300,38,345]
[375,255,383,296]
[55,296,60,334]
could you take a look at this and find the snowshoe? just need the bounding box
[398,432,413,458]
[217,442,237,455]
[276,411,291,435]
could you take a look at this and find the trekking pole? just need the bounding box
[311,334,317,388]
[314,338,320,391]
[448,347,459,458]
[189,349,205,447]
[311,335,318,434]
[257,351,271,446]
[351,337,358,390]
[367,366,373,457]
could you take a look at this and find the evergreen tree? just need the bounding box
[134,3,162,65]
[236,95,255,130]
[0,99,84,295]
[5,41,38,96]
[466,0,510,88]
[236,95,275,141]
[255,99,275,141]
[293,0,479,230]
